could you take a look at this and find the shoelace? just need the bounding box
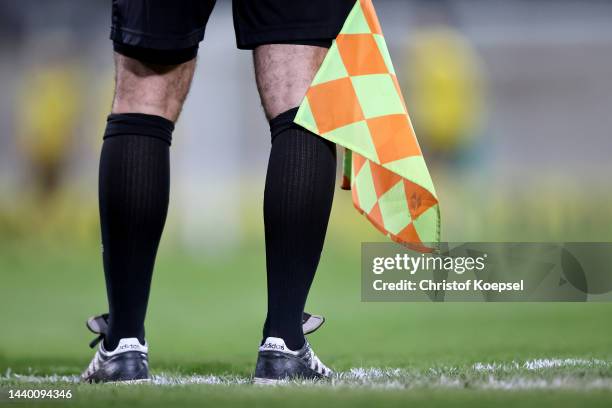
[86,313,109,349]
[86,312,323,349]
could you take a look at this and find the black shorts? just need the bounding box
[111,0,355,64]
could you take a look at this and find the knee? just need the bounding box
[112,51,197,122]
[254,44,328,121]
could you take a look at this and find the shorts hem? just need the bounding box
[110,26,206,50]
[235,25,339,50]
[113,42,199,65]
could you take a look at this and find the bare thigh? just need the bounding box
[253,44,328,121]
[112,52,197,122]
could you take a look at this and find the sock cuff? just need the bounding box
[104,113,175,146]
[269,107,301,143]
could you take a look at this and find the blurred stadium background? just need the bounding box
[1,0,612,402]
[2,0,612,246]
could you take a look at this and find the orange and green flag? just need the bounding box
[294,0,440,252]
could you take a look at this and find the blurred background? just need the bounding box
[2,0,612,372]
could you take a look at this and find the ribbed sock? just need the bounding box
[99,113,173,350]
[262,108,336,350]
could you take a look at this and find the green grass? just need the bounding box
[2,237,612,407]
[2,186,612,407]
[3,385,612,408]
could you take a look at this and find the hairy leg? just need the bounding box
[100,54,196,349]
[254,44,327,120]
[255,44,337,350]
[112,52,197,121]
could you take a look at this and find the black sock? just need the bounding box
[99,113,173,350]
[262,108,336,350]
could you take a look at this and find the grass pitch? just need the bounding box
[2,205,612,407]
[3,360,612,408]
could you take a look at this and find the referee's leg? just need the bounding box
[254,44,337,351]
[112,53,196,122]
[100,54,196,350]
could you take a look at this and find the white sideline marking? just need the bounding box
[523,358,608,370]
[473,358,610,372]
[3,359,612,390]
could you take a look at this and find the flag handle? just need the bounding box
[341,148,352,190]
